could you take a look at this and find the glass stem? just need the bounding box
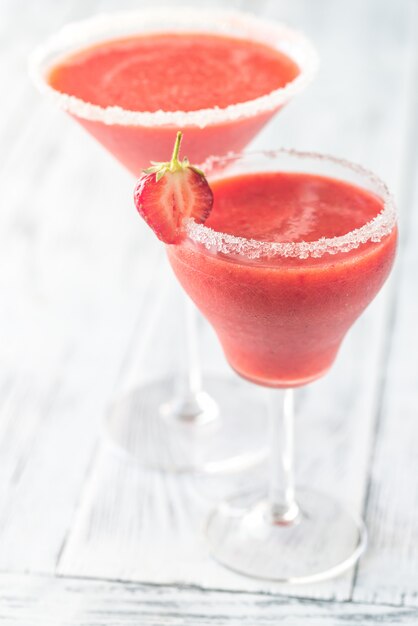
[184,296,203,397]
[166,296,218,425]
[267,388,300,525]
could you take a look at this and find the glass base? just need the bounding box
[105,376,268,473]
[206,488,367,583]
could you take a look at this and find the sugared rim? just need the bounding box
[185,149,397,260]
[28,7,318,128]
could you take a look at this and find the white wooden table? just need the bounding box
[1,0,418,622]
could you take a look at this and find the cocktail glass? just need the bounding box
[29,9,318,472]
[167,149,397,580]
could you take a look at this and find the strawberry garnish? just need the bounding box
[134,132,213,244]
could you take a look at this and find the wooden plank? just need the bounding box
[353,3,418,604]
[57,0,415,603]
[1,572,418,625]
[0,0,191,576]
[0,2,167,570]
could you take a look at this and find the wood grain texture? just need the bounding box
[0,0,417,620]
[353,3,418,604]
[0,0,166,572]
[1,572,418,625]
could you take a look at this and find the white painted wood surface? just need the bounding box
[0,0,417,622]
[1,572,418,625]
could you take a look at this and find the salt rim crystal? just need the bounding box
[185,149,397,260]
[28,7,318,129]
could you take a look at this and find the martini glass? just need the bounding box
[167,149,397,580]
[29,9,318,473]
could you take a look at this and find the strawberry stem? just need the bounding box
[170,131,183,168]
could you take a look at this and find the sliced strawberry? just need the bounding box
[134,132,213,244]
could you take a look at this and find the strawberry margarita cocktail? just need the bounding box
[133,137,397,581]
[168,162,397,388]
[29,8,317,171]
[46,32,300,172]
